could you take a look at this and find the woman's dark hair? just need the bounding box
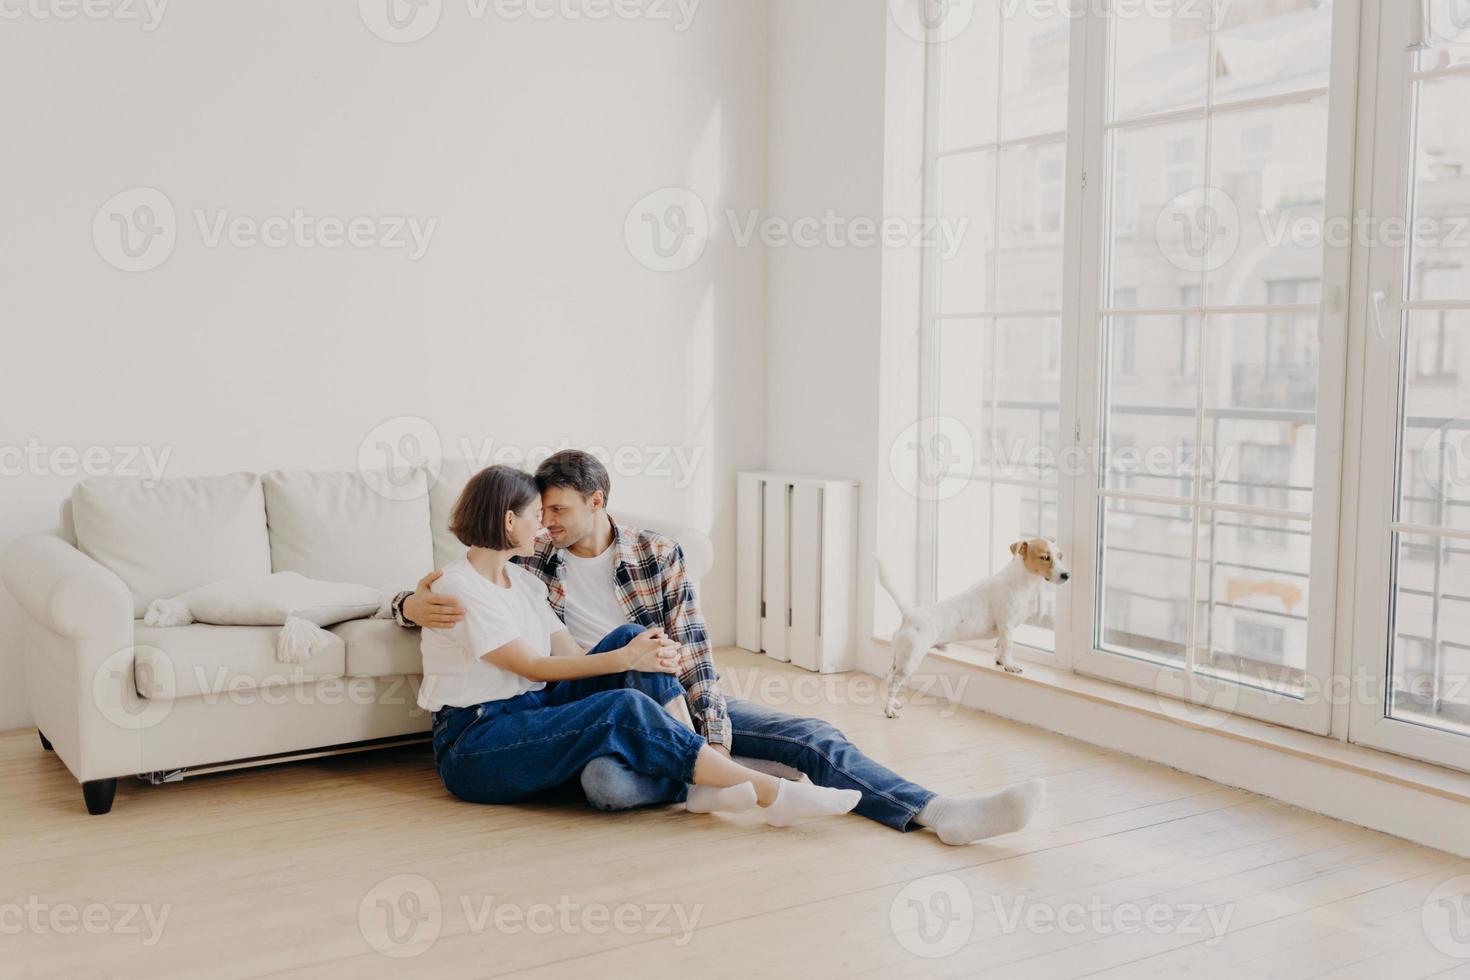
[450,465,539,550]
[535,449,611,503]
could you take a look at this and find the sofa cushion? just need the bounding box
[262,469,433,593]
[133,623,345,702]
[332,618,423,678]
[73,473,272,618]
[428,459,477,570]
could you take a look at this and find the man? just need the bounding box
[395,451,1042,844]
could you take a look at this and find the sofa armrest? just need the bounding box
[2,530,133,640]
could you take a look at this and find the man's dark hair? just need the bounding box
[450,465,539,550]
[535,450,611,504]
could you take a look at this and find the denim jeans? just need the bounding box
[581,697,938,830]
[431,624,702,805]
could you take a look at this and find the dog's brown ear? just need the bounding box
[1010,540,1028,557]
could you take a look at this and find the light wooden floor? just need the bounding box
[5,649,1469,980]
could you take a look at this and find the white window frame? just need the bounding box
[915,0,1364,736]
[1346,0,1470,771]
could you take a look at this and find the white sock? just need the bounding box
[760,780,861,827]
[916,779,1046,845]
[685,782,758,814]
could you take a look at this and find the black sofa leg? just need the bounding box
[39,730,53,752]
[82,778,117,815]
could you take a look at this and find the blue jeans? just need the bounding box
[431,624,702,804]
[581,697,938,830]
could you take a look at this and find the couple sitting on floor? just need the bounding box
[400,450,1043,840]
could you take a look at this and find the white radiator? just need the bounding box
[736,471,858,673]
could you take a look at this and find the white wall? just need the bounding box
[766,0,921,675]
[0,0,770,730]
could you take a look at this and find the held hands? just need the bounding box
[619,628,682,675]
[405,571,466,629]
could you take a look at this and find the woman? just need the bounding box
[419,464,861,824]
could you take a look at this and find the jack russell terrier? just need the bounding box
[877,538,1070,719]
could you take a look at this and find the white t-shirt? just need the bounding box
[417,559,568,711]
[559,543,629,650]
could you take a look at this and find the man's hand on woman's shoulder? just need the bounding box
[402,570,466,629]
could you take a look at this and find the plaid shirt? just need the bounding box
[514,518,730,747]
[395,517,730,746]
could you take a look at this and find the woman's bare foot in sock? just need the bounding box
[686,783,758,814]
[758,780,861,826]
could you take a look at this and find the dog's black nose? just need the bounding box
[1059,572,1071,582]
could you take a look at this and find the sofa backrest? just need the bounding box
[261,469,433,593]
[71,472,273,618]
[70,465,711,620]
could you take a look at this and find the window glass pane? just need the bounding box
[1212,0,1333,107]
[937,2,1001,151]
[1409,74,1470,304]
[1400,312,1470,533]
[1099,498,1196,666]
[1111,0,1210,121]
[999,0,1071,140]
[1206,98,1329,307]
[997,142,1068,312]
[1103,314,1201,498]
[936,480,998,597]
[1196,512,1311,696]
[1108,120,1207,308]
[936,152,997,314]
[937,318,990,472]
[995,318,1062,482]
[1421,0,1470,72]
[1202,314,1319,515]
[1389,532,1470,734]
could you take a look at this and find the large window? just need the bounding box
[916,0,1470,761]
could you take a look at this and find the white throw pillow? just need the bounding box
[144,572,390,664]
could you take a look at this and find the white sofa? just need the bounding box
[0,462,712,814]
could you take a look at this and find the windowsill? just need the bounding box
[874,634,1470,807]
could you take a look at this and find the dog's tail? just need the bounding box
[875,558,918,622]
